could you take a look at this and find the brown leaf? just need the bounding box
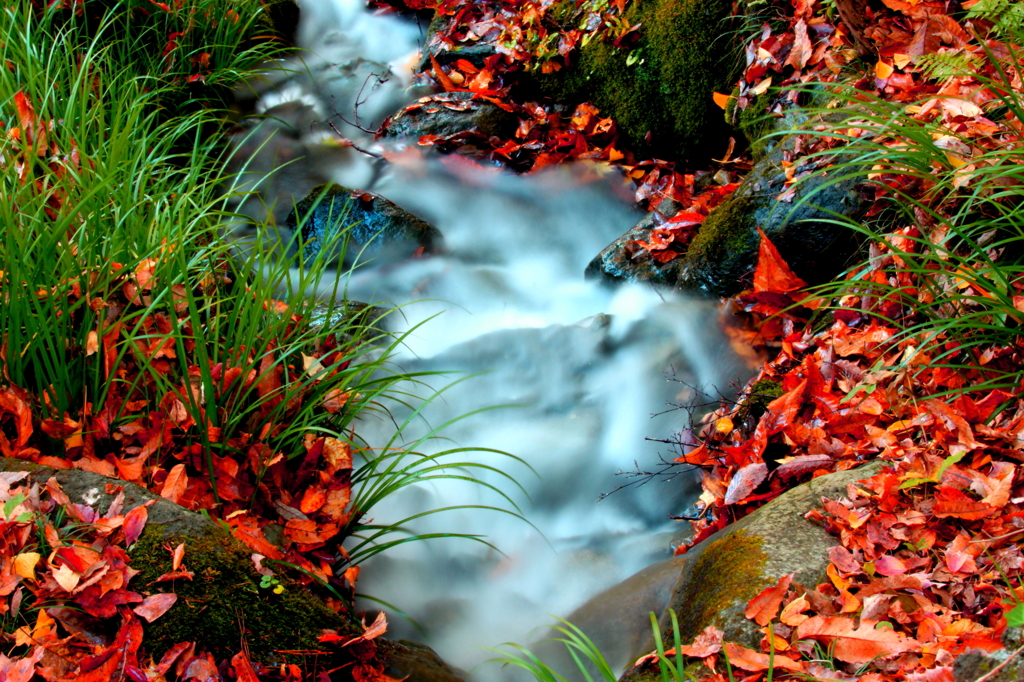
[724,462,768,505]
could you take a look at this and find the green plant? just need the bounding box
[773,35,1024,398]
[490,611,693,682]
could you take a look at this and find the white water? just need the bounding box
[238,2,748,678]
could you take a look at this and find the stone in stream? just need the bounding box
[287,183,444,268]
[381,91,519,141]
[526,462,884,681]
[0,458,466,682]
[586,128,869,297]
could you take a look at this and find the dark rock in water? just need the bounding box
[620,462,886,682]
[287,183,443,268]
[585,199,682,287]
[673,134,868,297]
[587,133,868,296]
[385,640,468,682]
[382,91,518,141]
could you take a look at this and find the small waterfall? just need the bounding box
[232,1,750,677]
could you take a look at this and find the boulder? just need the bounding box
[585,133,869,296]
[674,134,868,297]
[381,91,518,141]
[0,458,464,682]
[953,628,1024,682]
[584,199,683,287]
[620,461,885,681]
[287,183,443,268]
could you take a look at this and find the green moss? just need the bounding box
[130,526,357,663]
[736,92,776,161]
[534,0,738,162]
[670,529,770,644]
[737,379,784,425]
[678,191,760,293]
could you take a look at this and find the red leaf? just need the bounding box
[753,228,807,294]
[231,651,262,682]
[132,593,177,622]
[744,573,794,625]
[123,505,148,545]
[160,464,188,504]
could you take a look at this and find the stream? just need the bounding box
[230,1,749,677]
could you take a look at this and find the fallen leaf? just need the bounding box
[133,593,177,622]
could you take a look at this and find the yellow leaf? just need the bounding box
[712,91,733,110]
[52,563,80,592]
[875,60,894,79]
[893,53,912,69]
[13,552,41,580]
[749,77,773,96]
[946,152,967,169]
[714,417,734,435]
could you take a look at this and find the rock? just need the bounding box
[531,0,739,163]
[418,12,498,72]
[584,199,682,287]
[287,183,443,268]
[673,132,868,297]
[621,461,886,681]
[0,458,461,681]
[531,555,688,678]
[953,628,1024,682]
[0,457,357,662]
[385,640,468,682]
[382,91,518,140]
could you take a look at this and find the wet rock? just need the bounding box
[532,555,688,678]
[621,461,886,681]
[584,199,682,287]
[382,91,518,140]
[385,640,468,682]
[673,133,868,297]
[418,12,498,72]
[287,183,443,268]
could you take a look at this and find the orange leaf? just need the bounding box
[123,505,148,545]
[744,573,794,625]
[712,92,733,110]
[231,651,262,682]
[723,641,805,672]
[752,228,807,294]
[429,53,456,92]
[875,60,894,79]
[160,464,188,504]
[795,616,922,664]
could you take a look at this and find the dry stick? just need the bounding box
[974,642,1024,682]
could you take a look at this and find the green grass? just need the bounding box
[0,0,523,578]
[766,36,1024,398]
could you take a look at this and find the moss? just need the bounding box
[677,191,760,294]
[130,526,357,663]
[736,91,776,161]
[533,0,738,162]
[736,379,784,425]
[670,529,770,644]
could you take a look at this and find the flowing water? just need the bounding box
[232,1,749,677]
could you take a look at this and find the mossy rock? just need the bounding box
[0,457,358,664]
[286,184,444,269]
[673,130,869,297]
[0,458,465,681]
[621,461,886,681]
[531,0,739,163]
[735,379,784,427]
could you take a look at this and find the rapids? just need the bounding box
[232,1,748,677]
